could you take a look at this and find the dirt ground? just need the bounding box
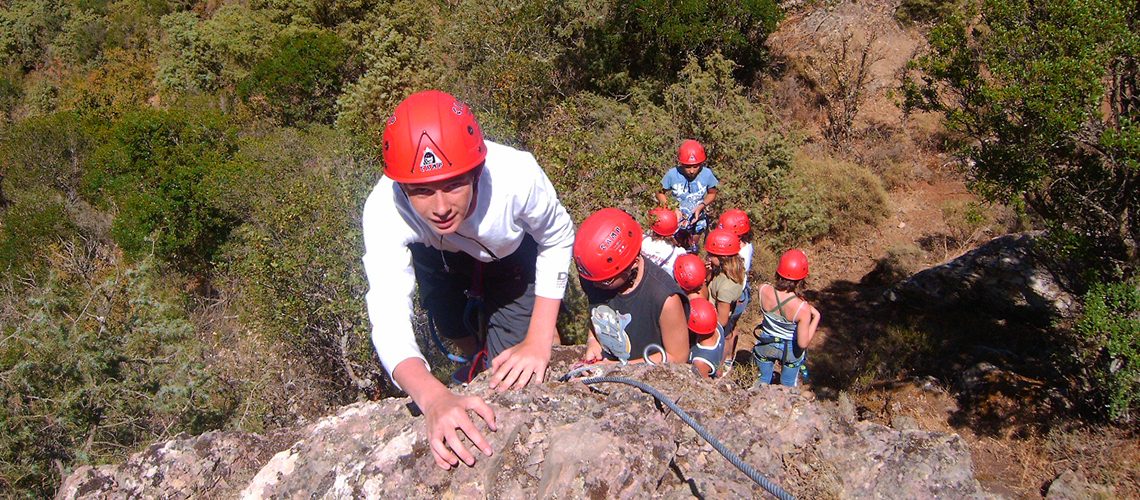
[726,168,1140,499]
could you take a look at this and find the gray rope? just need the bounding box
[578,375,798,500]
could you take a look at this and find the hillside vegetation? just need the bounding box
[0,0,1137,497]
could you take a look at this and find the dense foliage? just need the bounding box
[1073,279,1140,424]
[904,0,1140,279]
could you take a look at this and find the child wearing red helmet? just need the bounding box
[717,209,754,361]
[687,297,725,378]
[362,90,576,470]
[704,228,746,374]
[751,249,821,387]
[656,140,719,252]
[673,253,709,301]
[641,207,689,276]
[574,208,690,366]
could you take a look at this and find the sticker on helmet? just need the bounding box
[419,147,443,172]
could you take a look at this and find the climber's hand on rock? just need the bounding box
[422,390,497,469]
[392,358,497,470]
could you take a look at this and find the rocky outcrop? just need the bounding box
[57,348,1002,499]
[886,231,1077,324]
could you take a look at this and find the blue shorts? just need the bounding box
[751,337,805,366]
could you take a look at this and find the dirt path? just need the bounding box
[733,172,1140,499]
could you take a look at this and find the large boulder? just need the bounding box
[886,231,1077,324]
[57,347,1001,499]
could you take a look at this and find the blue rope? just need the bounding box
[428,314,469,364]
[579,375,798,500]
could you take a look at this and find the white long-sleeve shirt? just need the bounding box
[641,236,687,276]
[361,141,575,385]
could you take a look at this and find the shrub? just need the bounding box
[219,126,384,402]
[895,0,966,24]
[0,191,75,276]
[770,153,890,246]
[335,0,442,145]
[1073,278,1140,424]
[941,199,991,246]
[80,108,244,274]
[0,256,238,499]
[239,30,349,126]
[155,11,222,95]
[0,111,93,197]
[57,48,154,118]
[861,245,928,288]
[581,0,781,86]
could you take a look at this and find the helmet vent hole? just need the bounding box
[606,257,613,263]
[468,126,475,135]
[383,141,389,150]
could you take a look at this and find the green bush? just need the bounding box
[80,108,244,274]
[895,0,965,24]
[335,0,443,145]
[0,111,94,196]
[219,126,383,401]
[582,0,781,86]
[770,153,890,246]
[0,257,238,499]
[239,30,349,125]
[0,191,76,275]
[1074,278,1140,424]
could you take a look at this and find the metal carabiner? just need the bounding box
[643,344,667,365]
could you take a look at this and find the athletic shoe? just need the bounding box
[450,349,487,386]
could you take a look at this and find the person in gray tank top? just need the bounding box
[751,249,821,387]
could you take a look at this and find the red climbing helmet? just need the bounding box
[649,207,678,236]
[673,253,707,292]
[688,298,718,335]
[678,140,706,165]
[382,90,487,184]
[574,208,643,281]
[704,229,741,256]
[718,209,751,236]
[777,249,809,280]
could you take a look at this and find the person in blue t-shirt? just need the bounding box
[656,140,718,252]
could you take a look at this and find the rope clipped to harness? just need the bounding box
[568,372,799,500]
[428,314,470,364]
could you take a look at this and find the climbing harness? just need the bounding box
[429,260,489,365]
[560,366,798,500]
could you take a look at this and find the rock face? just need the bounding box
[887,231,1077,324]
[57,348,1002,500]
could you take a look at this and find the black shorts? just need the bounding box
[410,235,538,361]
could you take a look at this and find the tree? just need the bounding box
[905,0,1140,278]
[581,0,782,88]
[80,108,244,274]
[239,30,349,125]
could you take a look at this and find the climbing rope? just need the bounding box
[567,372,799,500]
[427,314,470,364]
